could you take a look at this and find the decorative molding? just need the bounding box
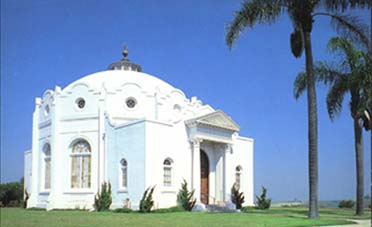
[185,110,240,132]
[59,130,98,135]
[60,115,98,122]
[194,135,232,145]
[39,120,52,129]
[236,136,254,142]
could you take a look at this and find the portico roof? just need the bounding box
[185,110,240,132]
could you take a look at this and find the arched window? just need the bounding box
[43,143,51,190]
[120,159,128,188]
[163,158,173,187]
[71,140,91,188]
[235,166,243,189]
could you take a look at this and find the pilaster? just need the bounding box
[191,138,202,202]
[28,98,41,208]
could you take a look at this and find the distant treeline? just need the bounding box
[0,178,24,207]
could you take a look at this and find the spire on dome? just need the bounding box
[108,45,142,72]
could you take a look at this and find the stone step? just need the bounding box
[205,204,238,213]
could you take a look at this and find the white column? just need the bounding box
[192,139,201,202]
[98,85,107,190]
[28,98,41,208]
[222,146,226,202]
[223,144,231,202]
[48,91,60,210]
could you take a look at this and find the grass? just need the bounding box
[243,207,371,220]
[0,207,369,227]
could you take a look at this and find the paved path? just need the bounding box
[319,219,370,227]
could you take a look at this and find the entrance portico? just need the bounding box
[186,110,239,205]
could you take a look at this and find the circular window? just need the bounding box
[173,104,181,114]
[44,105,50,116]
[125,98,137,109]
[76,98,86,109]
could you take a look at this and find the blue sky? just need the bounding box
[1,0,370,202]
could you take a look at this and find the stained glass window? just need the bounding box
[71,140,91,188]
[76,98,85,109]
[120,159,128,188]
[163,158,172,187]
[235,166,242,189]
[43,143,51,189]
[126,98,136,108]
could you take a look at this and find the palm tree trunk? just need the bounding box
[354,118,364,215]
[369,5,371,219]
[304,31,319,219]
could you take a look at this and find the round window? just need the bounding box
[125,98,137,109]
[173,104,181,114]
[76,98,86,109]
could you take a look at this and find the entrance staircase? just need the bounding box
[205,203,238,213]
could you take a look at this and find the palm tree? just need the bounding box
[294,37,371,215]
[316,7,372,214]
[225,0,369,219]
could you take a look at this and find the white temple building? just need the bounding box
[24,48,254,210]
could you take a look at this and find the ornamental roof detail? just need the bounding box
[186,110,240,132]
[108,45,142,72]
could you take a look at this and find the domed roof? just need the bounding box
[63,70,176,93]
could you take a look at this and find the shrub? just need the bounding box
[240,206,255,213]
[153,206,185,213]
[338,200,355,208]
[177,179,196,211]
[231,183,245,209]
[94,182,112,211]
[27,207,46,211]
[255,186,271,210]
[8,200,20,207]
[139,186,155,213]
[0,181,23,206]
[113,208,133,213]
[51,208,89,211]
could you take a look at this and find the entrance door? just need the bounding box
[200,150,209,204]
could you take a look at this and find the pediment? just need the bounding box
[186,110,240,132]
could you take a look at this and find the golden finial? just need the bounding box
[122,44,128,60]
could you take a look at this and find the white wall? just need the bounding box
[26,70,254,210]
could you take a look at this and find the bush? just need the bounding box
[177,179,196,211]
[94,182,112,211]
[139,186,155,213]
[255,186,271,210]
[240,206,256,213]
[27,207,46,211]
[113,208,133,213]
[51,208,89,211]
[231,183,245,209]
[153,206,185,213]
[338,200,355,208]
[0,181,23,206]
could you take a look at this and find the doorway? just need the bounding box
[200,150,209,204]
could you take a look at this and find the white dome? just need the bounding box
[63,70,176,93]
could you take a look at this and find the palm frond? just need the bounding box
[327,14,370,50]
[293,61,344,100]
[293,71,307,99]
[225,0,283,49]
[327,37,366,71]
[326,75,349,120]
[323,0,371,12]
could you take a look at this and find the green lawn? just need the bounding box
[0,207,369,227]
